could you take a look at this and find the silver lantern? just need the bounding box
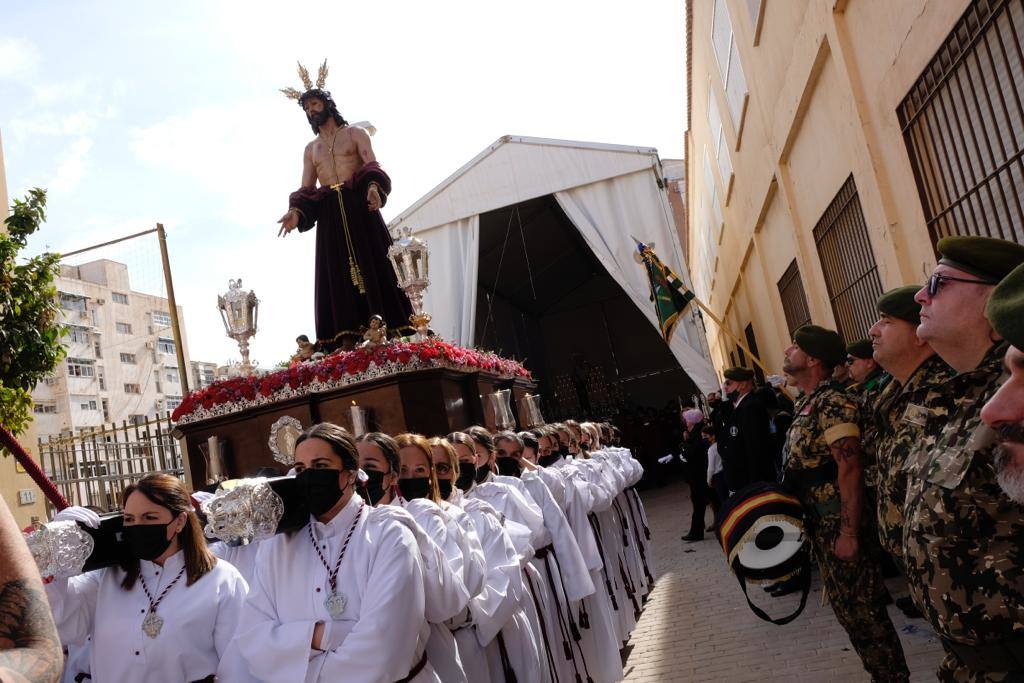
[217,279,259,375]
[387,227,431,340]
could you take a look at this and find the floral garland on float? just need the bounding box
[171,338,530,425]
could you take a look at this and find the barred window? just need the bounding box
[152,311,172,327]
[116,322,132,335]
[157,337,176,355]
[112,292,129,304]
[813,176,885,345]
[66,326,89,344]
[124,383,141,394]
[898,0,1024,246]
[776,260,812,338]
[120,353,136,364]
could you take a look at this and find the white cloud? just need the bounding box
[50,137,93,193]
[0,37,38,81]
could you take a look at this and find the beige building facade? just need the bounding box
[685,0,1023,378]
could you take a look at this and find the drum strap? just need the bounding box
[731,552,811,625]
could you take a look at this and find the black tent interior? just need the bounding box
[474,194,698,422]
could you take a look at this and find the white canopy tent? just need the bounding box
[389,136,718,394]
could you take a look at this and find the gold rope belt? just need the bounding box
[331,183,366,295]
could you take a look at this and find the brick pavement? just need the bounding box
[622,480,944,682]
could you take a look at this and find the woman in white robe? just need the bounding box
[449,430,545,682]
[47,474,248,683]
[217,422,435,683]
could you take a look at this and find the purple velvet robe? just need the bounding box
[289,162,414,351]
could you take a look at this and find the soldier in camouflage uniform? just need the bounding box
[981,261,1024,506]
[846,338,889,489]
[902,236,1024,681]
[866,286,954,565]
[781,324,910,683]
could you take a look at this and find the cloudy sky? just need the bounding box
[1,0,686,366]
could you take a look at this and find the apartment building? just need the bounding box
[685,0,1022,375]
[30,259,193,437]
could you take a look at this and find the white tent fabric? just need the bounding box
[554,177,718,394]
[389,136,718,394]
[417,216,480,344]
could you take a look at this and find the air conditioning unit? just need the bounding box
[145,341,155,349]
[95,298,106,305]
[155,398,165,410]
[78,310,89,320]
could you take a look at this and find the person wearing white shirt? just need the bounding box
[47,474,248,683]
[217,422,435,683]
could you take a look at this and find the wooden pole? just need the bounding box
[156,223,190,395]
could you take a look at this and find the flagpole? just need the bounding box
[634,238,793,398]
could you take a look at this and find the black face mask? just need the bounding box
[496,457,523,478]
[456,462,476,491]
[123,522,174,562]
[559,445,571,457]
[399,477,432,500]
[437,479,454,500]
[297,468,344,517]
[538,454,560,467]
[361,469,389,505]
[474,463,491,484]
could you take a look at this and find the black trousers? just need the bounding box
[687,456,709,537]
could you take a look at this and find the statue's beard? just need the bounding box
[308,109,331,130]
[994,422,1024,503]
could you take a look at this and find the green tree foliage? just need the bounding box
[0,188,65,436]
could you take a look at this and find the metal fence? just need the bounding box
[813,175,885,345]
[898,0,1024,246]
[37,412,184,513]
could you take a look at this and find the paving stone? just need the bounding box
[621,480,944,682]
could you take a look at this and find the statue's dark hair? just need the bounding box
[298,89,348,134]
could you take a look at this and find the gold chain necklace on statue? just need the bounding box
[324,125,366,295]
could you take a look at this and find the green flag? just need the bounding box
[636,241,695,343]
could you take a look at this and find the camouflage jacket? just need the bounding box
[871,355,955,560]
[782,380,861,526]
[902,342,1024,645]
[852,370,890,488]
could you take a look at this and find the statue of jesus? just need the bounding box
[277,61,413,352]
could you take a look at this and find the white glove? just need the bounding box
[657,455,674,464]
[54,506,101,529]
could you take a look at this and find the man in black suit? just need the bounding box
[719,367,776,493]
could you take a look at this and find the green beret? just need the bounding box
[986,261,1024,351]
[846,338,874,360]
[723,366,755,382]
[876,285,921,325]
[937,235,1024,282]
[794,324,847,367]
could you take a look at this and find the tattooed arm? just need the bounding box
[830,434,865,561]
[0,497,62,683]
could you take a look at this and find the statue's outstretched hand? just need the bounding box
[367,185,382,212]
[277,209,299,237]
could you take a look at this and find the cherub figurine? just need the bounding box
[359,315,388,349]
[290,334,318,365]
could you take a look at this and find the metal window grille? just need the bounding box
[776,259,812,338]
[898,0,1024,246]
[813,175,885,345]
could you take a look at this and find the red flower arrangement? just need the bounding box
[172,338,530,423]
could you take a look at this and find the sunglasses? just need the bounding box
[927,273,995,297]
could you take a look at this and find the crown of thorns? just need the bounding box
[280,59,329,101]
